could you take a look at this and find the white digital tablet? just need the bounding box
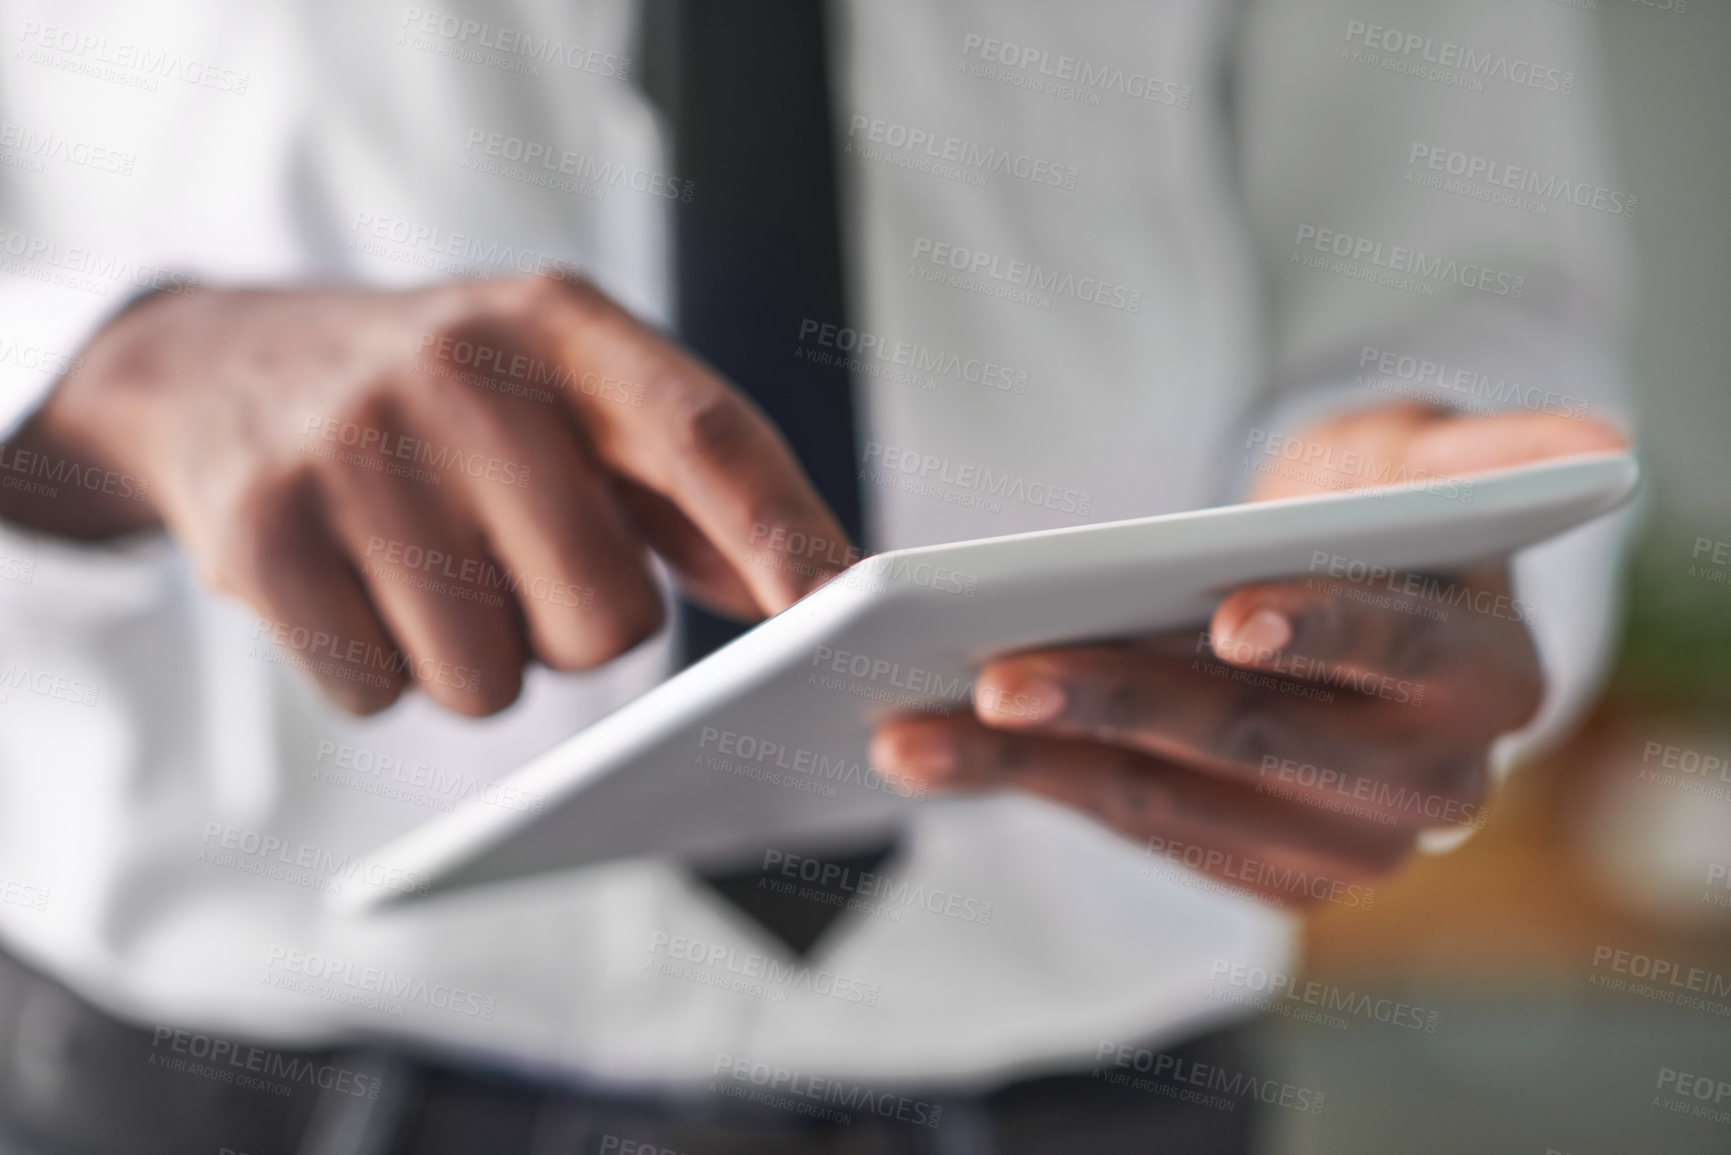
[345,450,1637,911]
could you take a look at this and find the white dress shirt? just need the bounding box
[0,0,1632,1089]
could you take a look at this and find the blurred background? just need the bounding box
[1261,4,1731,1151]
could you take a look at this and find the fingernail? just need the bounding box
[871,730,956,784]
[977,673,1067,725]
[1224,609,1290,661]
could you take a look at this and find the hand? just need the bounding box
[0,277,851,716]
[872,403,1627,905]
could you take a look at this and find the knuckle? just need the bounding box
[746,495,814,557]
[491,272,572,317]
[662,377,757,464]
[236,465,313,527]
[747,520,851,604]
[538,593,665,671]
[1379,611,1446,678]
[323,390,400,442]
[406,354,497,427]
[540,271,608,314]
[438,277,589,365]
[1362,832,1418,876]
[494,273,619,340]
[194,539,248,598]
[1309,838,1404,890]
[1093,668,1149,734]
[1287,596,1346,659]
[325,675,405,717]
[566,281,623,330]
[1428,752,1491,811]
[1318,848,1404,892]
[875,723,939,769]
[995,732,1040,776]
[1095,757,1171,830]
[201,468,314,596]
[1215,694,1278,769]
[1497,652,1545,727]
[443,667,523,719]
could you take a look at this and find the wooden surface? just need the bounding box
[1300,704,1731,982]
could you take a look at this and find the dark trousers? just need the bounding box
[0,946,1257,1155]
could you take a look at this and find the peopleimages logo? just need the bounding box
[1407,144,1636,218]
[0,442,150,504]
[1244,426,1476,503]
[415,332,641,407]
[1144,833,1375,909]
[845,114,1079,190]
[861,441,1093,517]
[1342,20,1576,95]
[0,337,84,379]
[796,319,1029,396]
[199,823,429,896]
[1293,225,1525,299]
[0,664,100,708]
[1257,755,1486,830]
[1207,960,1442,1032]
[301,414,532,488]
[1653,1067,1731,1127]
[312,740,544,815]
[1702,864,1731,911]
[1637,740,1731,804]
[364,535,593,610]
[1356,344,1593,422]
[909,236,1142,312]
[1196,631,1426,707]
[15,21,251,94]
[0,120,135,175]
[1307,549,1536,624]
[251,616,482,695]
[400,8,630,78]
[1589,945,1731,1016]
[1094,1041,1326,1115]
[0,878,49,912]
[150,1026,383,1100]
[263,946,498,1020]
[760,849,994,925]
[695,726,923,800]
[811,646,974,700]
[0,225,197,298]
[349,211,584,282]
[463,129,692,202]
[958,33,1193,108]
[650,936,880,1006]
[711,1054,942,1127]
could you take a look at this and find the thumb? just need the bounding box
[1245,402,1629,503]
[1402,409,1628,478]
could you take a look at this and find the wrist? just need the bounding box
[0,295,181,539]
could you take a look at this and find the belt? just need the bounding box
[0,943,1256,1155]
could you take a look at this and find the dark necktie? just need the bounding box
[640,0,899,956]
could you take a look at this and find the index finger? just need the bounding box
[541,278,856,613]
[1207,568,1542,727]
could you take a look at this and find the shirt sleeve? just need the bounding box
[1226,0,1640,844]
[0,279,137,440]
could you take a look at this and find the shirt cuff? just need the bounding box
[0,284,142,439]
